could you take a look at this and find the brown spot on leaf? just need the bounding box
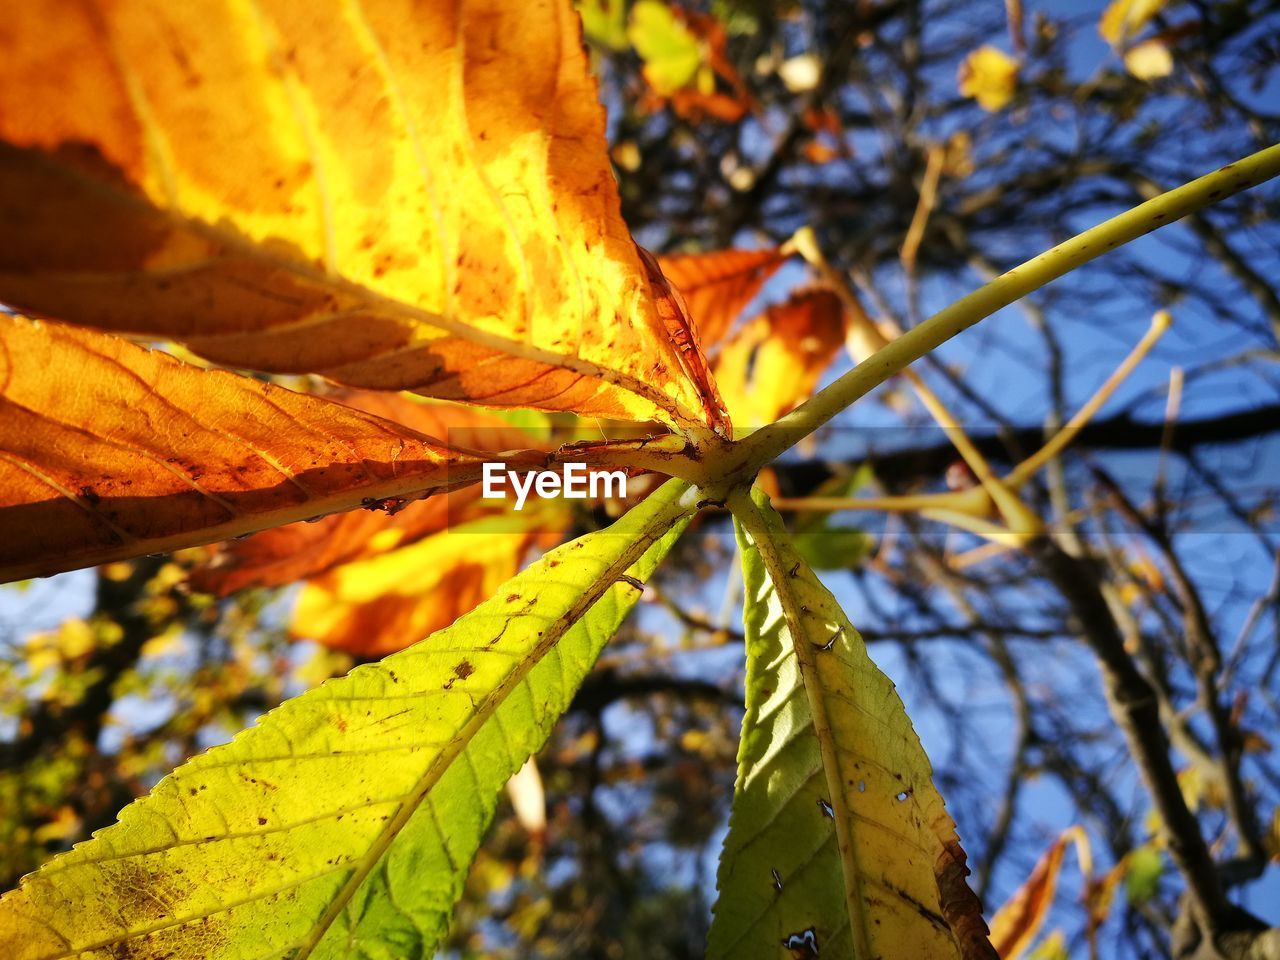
[443,658,475,690]
[935,839,999,959]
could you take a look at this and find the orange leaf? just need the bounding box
[0,317,530,582]
[713,288,846,428]
[191,391,536,594]
[0,0,724,431]
[989,829,1084,959]
[669,88,750,123]
[635,247,730,433]
[657,247,787,346]
[802,139,841,165]
[290,523,559,657]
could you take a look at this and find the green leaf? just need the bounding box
[710,0,760,36]
[628,0,703,95]
[578,0,629,50]
[0,481,693,960]
[790,463,876,569]
[789,526,871,571]
[711,487,996,960]
[1124,845,1163,904]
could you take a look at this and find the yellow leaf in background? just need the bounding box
[0,0,724,431]
[23,644,60,676]
[291,521,562,657]
[1100,0,1168,46]
[1177,764,1227,812]
[294,646,354,690]
[1026,930,1069,960]
[958,46,1021,112]
[1124,38,1174,78]
[31,808,81,845]
[139,624,185,660]
[52,620,96,660]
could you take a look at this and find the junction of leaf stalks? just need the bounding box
[545,424,757,495]
[546,149,1222,522]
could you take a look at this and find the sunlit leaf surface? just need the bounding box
[710,489,996,960]
[0,0,725,430]
[0,318,517,582]
[0,481,693,960]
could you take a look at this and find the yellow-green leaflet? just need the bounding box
[0,481,694,960]
[711,488,996,960]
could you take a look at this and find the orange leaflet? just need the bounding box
[988,828,1086,959]
[290,524,563,657]
[192,391,538,594]
[636,246,731,435]
[0,0,721,430]
[669,89,750,123]
[712,287,846,428]
[656,247,788,347]
[0,318,536,582]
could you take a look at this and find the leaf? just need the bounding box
[1265,805,1280,860]
[989,829,1084,960]
[291,519,562,657]
[1099,0,1167,46]
[1124,845,1163,904]
[802,140,841,166]
[789,526,871,571]
[0,317,531,583]
[1025,930,1068,960]
[578,0,629,50]
[1123,38,1174,79]
[712,487,996,960]
[0,479,694,960]
[191,392,538,595]
[628,0,705,96]
[957,46,1021,112]
[714,289,846,428]
[0,0,725,431]
[657,247,787,347]
[669,89,751,124]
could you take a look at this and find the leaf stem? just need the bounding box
[728,143,1280,476]
[1005,309,1170,488]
